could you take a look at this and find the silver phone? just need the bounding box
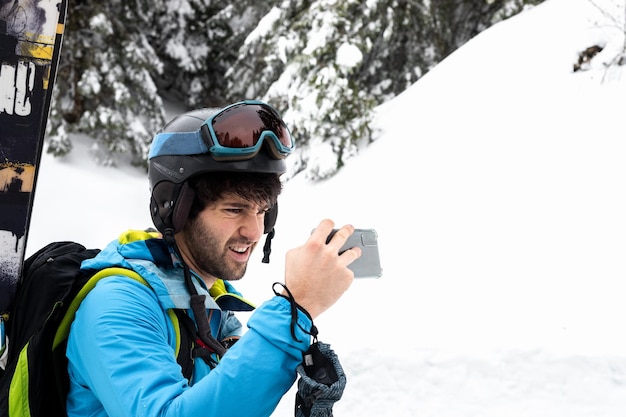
[326,228,383,278]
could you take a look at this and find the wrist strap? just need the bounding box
[272,282,318,343]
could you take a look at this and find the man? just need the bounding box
[65,100,360,416]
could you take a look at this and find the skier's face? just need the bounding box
[179,193,267,282]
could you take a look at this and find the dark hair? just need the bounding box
[187,171,282,220]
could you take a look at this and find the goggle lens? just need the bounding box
[206,102,294,160]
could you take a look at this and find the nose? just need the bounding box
[239,210,264,242]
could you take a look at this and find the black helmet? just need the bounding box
[148,100,293,242]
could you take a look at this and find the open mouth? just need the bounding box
[230,246,248,254]
[229,245,251,261]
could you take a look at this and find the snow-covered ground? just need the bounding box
[22,0,626,415]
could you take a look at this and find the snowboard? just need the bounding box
[0,0,67,319]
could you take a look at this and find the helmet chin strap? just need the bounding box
[261,202,278,263]
[262,228,275,263]
[163,231,227,358]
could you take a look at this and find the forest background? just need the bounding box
[47,0,543,181]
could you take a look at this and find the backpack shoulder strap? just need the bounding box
[167,310,195,381]
[52,267,148,350]
[52,267,195,382]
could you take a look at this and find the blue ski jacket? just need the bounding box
[65,230,313,417]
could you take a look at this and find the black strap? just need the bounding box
[272,282,318,343]
[172,309,196,380]
[188,294,227,358]
[262,228,275,263]
[174,309,221,371]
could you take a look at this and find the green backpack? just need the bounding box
[0,241,196,417]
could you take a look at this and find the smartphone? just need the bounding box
[326,229,383,278]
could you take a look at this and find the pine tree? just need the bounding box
[47,0,279,167]
[48,0,166,167]
[224,0,542,180]
[154,0,240,107]
[225,0,383,180]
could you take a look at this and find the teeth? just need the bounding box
[232,247,247,253]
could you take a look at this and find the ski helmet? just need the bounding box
[148,100,293,241]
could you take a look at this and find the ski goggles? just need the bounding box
[200,100,294,161]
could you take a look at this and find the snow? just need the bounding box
[335,42,363,68]
[23,0,626,415]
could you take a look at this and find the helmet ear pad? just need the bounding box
[150,181,196,236]
[172,182,196,233]
[264,203,278,234]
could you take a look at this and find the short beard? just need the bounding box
[181,216,249,281]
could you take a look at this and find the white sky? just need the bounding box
[24,0,626,415]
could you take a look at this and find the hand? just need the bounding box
[283,219,361,319]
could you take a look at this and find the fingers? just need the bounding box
[311,219,361,267]
[284,219,359,319]
[309,219,336,243]
[341,245,362,268]
[311,219,353,249]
